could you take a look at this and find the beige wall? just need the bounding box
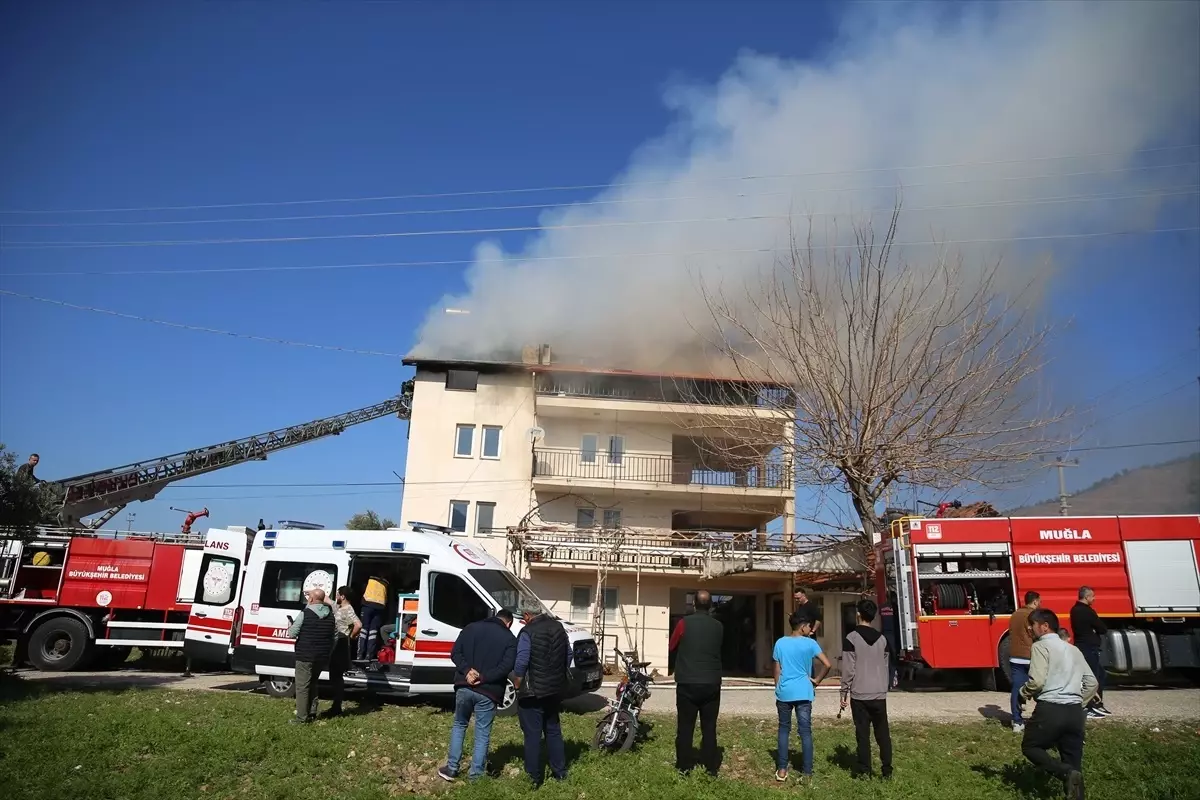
[541,416,680,457]
[398,369,538,563]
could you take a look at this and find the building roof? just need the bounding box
[404,353,791,387]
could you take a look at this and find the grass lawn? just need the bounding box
[1,678,1198,800]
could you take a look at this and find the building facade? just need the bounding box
[398,350,864,676]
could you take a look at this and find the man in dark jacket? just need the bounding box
[668,589,724,776]
[285,587,335,724]
[438,609,516,782]
[840,599,892,779]
[513,607,572,786]
[1069,586,1110,718]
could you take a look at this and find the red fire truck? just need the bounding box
[0,527,243,670]
[1,387,414,670]
[876,514,1200,688]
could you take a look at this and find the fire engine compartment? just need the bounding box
[914,546,1017,617]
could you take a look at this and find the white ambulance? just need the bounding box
[183,523,603,710]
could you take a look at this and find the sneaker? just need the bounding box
[437,766,456,782]
[1086,708,1105,720]
[775,769,788,782]
[798,774,813,787]
[1065,769,1084,800]
[1012,723,1025,734]
[287,716,310,725]
[1094,704,1112,717]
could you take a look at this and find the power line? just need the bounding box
[2,143,1195,215]
[1090,380,1198,428]
[4,163,1196,229]
[5,192,1198,249]
[1069,438,1199,453]
[0,289,405,358]
[1088,346,1200,403]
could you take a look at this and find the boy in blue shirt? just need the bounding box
[773,611,832,783]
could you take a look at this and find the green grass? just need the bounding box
[1,678,1197,800]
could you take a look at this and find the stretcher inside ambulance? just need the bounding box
[183,523,603,709]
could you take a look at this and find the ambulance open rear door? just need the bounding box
[184,527,252,666]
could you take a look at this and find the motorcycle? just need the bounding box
[593,648,653,754]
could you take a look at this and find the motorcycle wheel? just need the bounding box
[593,709,637,753]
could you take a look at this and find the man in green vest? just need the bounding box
[668,590,725,776]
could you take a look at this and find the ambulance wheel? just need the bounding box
[496,679,518,716]
[262,677,296,698]
[27,617,93,672]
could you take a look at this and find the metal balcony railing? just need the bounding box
[536,375,794,409]
[531,447,792,490]
[506,528,806,572]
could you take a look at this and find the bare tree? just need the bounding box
[691,203,1064,541]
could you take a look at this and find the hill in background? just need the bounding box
[1011,454,1200,516]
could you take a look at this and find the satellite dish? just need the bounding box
[527,426,546,443]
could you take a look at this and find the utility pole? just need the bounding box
[1053,456,1080,516]
[125,511,136,532]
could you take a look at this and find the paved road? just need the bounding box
[13,668,1200,722]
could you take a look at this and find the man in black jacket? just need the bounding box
[438,609,516,782]
[513,607,572,786]
[668,589,725,776]
[285,587,335,724]
[1070,586,1110,718]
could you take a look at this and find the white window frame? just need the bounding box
[448,500,469,533]
[481,425,502,460]
[475,501,496,536]
[570,586,592,624]
[576,507,596,529]
[607,435,625,466]
[454,424,475,458]
[580,433,598,464]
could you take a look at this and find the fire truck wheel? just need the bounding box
[27,617,93,672]
[997,636,1014,687]
[262,677,296,698]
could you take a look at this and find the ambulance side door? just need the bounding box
[410,562,494,693]
[183,529,249,665]
[249,551,348,680]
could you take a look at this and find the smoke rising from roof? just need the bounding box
[412,2,1199,372]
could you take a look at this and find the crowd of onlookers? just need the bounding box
[284,582,1104,799]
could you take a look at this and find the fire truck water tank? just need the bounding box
[1106,629,1161,673]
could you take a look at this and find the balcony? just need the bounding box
[531,446,791,501]
[535,373,793,425]
[506,527,812,576]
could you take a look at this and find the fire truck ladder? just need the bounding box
[53,380,414,529]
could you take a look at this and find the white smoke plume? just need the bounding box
[413,1,1199,371]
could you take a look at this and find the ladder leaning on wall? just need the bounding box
[590,526,625,672]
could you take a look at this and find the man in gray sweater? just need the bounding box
[1018,608,1097,800]
[839,598,892,780]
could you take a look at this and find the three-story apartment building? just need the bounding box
[398,347,861,676]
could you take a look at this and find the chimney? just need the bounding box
[539,344,552,365]
[521,345,539,365]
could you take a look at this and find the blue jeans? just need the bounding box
[1080,645,1105,705]
[776,699,813,774]
[446,688,496,779]
[1010,660,1030,724]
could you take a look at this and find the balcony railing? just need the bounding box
[506,528,810,572]
[536,374,793,409]
[531,447,792,490]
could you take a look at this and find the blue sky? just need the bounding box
[1,2,1197,534]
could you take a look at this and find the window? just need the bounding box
[570,586,592,623]
[257,561,339,611]
[470,569,551,617]
[446,370,479,391]
[455,424,475,457]
[581,434,598,464]
[576,507,595,529]
[608,435,625,466]
[429,571,491,629]
[448,501,469,533]
[602,587,619,624]
[475,501,496,535]
[603,509,622,529]
[481,425,502,459]
[195,554,240,606]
